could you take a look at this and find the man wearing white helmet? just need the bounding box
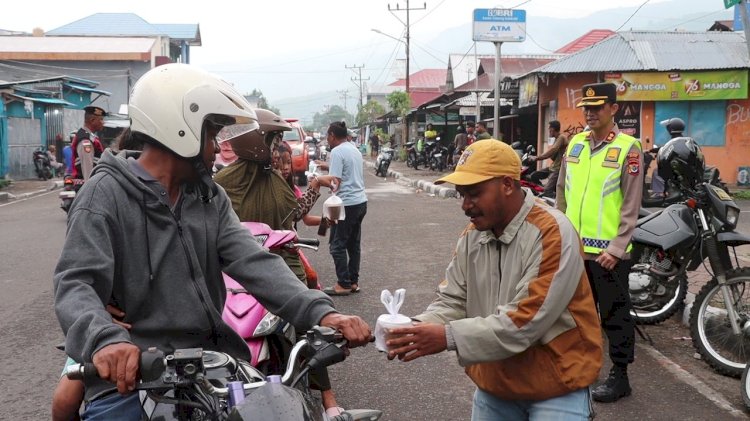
[53,64,372,420]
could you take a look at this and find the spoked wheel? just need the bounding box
[742,363,750,410]
[631,274,688,325]
[690,268,750,378]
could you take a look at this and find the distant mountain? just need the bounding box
[267,0,733,124]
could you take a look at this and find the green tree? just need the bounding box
[386,91,410,119]
[246,89,280,115]
[356,100,386,126]
[312,105,354,129]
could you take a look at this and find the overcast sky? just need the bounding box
[4,0,729,117]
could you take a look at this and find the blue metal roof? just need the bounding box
[47,13,200,44]
[5,93,75,106]
[63,82,112,96]
[47,13,162,37]
[532,31,750,74]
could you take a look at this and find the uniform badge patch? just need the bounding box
[569,143,585,158]
[605,147,621,162]
[627,155,640,175]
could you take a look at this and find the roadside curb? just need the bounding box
[365,160,457,198]
[0,180,63,203]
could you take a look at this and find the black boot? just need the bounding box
[592,365,632,403]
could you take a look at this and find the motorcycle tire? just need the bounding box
[742,363,750,410]
[690,267,750,378]
[429,158,438,171]
[630,274,688,325]
[407,153,415,168]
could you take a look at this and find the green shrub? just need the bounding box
[0,177,10,190]
[733,190,750,200]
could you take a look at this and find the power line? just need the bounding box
[346,64,370,110]
[657,8,728,31]
[615,0,651,32]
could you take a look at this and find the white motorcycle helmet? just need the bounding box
[128,63,259,159]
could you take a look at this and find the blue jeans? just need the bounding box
[83,392,141,421]
[329,201,367,288]
[471,387,591,421]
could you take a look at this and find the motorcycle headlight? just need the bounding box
[726,206,740,228]
[252,311,282,337]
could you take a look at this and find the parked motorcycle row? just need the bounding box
[404,137,449,172]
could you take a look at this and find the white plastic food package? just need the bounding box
[323,194,345,221]
[374,289,413,352]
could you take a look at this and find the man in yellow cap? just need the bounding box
[386,139,602,419]
[556,82,643,403]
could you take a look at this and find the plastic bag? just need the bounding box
[374,289,412,352]
[323,194,345,221]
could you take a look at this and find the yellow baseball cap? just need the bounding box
[435,139,521,185]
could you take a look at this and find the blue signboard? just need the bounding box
[472,9,526,43]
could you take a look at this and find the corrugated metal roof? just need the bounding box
[534,31,750,74]
[48,13,163,37]
[46,13,200,45]
[555,29,615,54]
[153,24,200,42]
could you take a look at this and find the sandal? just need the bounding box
[323,286,351,296]
[350,284,361,293]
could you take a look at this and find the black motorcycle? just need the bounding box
[32,147,53,180]
[65,326,382,421]
[405,140,427,170]
[627,179,750,376]
[426,138,449,172]
[375,146,395,177]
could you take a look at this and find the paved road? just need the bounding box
[1,170,749,420]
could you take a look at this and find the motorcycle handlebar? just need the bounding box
[296,238,320,248]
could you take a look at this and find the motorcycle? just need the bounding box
[427,138,449,172]
[305,137,320,162]
[374,146,395,177]
[405,140,426,170]
[222,222,320,374]
[518,145,546,197]
[65,326,382,421]
[32,147,53,180]
[626,180,750,377]
[59,138,97,213]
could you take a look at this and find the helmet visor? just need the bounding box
[216,122,260,144]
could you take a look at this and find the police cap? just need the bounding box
[84,106,108,117]
[576,83,617,107]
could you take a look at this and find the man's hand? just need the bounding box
[314,160,329,171]
[528,156,537,162]
[92,343,140,394]
[596,251,620,271]
[106,305,131,330]
[386,322,446,362]
[319,313,372,347]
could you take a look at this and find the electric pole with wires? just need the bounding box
[345,64,369,112]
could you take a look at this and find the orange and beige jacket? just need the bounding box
[415,191,603,401]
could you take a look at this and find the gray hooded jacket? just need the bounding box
[54,150,336,400]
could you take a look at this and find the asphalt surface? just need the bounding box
[1,167,750,420]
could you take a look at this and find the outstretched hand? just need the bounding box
[319,313,373,347]
[386,322,446,362]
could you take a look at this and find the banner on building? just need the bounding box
[518,75,539,108]
[604,70,748,101]
[615,101,641,139]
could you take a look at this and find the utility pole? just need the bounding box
[387,1,426,96]
[337,89,350,114]
[345,64,369,111]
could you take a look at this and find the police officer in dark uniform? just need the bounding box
[556,83,644,403]
[71,106,107,178]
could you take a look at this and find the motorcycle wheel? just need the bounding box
[630,274,688,325]
[743,363,750,410]
[690,268,750,378]
[429,157,438,171]
[407,152,415,168]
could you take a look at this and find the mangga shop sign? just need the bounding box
[604,71,748,101]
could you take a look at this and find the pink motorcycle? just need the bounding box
[222,221,320,373]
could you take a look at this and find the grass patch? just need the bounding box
[0,178,10,190]
[733,190,750,200]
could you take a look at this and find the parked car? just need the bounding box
[283,118,308,185]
